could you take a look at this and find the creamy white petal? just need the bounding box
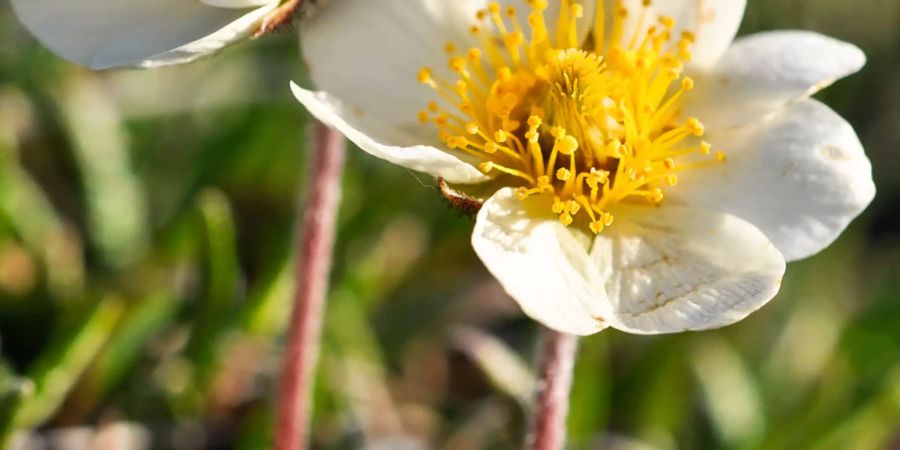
[687,31,866,131]
[301,0,487,132]
[300,0,596,132]
[648,0,745,68]
[11,0,277,69]
[472,188,610,336]
[673,99,875,262]
[291,83,490,185]
[592,205,785,334]
[611,0,744,68]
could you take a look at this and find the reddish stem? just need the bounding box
[526,329,578,450]
[275,122,345,450]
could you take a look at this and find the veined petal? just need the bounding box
[687,31,866,131]
[291,83,491,185]
[472,188,610,336]
[592,205,785,334]
[11,0,277,69]
[612,0,744,68]
[673,99,875,262]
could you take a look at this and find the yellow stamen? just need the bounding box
[418,0,724,233]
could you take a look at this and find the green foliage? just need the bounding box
[0,2,898,449]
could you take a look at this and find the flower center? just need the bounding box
[417,0,724,233]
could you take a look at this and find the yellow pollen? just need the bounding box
[418,0,724,233]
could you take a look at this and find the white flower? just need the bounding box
[11,0,280,69]
[293,0,874,335]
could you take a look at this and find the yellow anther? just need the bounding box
[659,15,675,29]
[516,187,530,199]
[497,67,513,82]
[551,198,563,214]
[536,175,552,189]
[417,68,434,85]
[570,3,583,18]
[449,136,470,149]
[455,80,468,96]
[686,117,705,136]
[603,213,614,226]
[558,135,579,155]
[450,56,467,73]
[417,0,721,234]
[530,0,549,12]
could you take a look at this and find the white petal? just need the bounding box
[592,205,785,334]
[612,0,744,68]
[687,31,866,131]
[472,188,610,336]
[649,0,746,68]
[673,99,875,262]
[300,0,596,132]
[291,83,490,185]
[11,0,277,69]
[300,0,484,132]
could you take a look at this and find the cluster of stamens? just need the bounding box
[417,0,725,233]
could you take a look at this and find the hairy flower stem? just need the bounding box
[275,122,345,450]
[254,0,305,37]
[527,329,579,450]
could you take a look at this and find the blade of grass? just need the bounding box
[14,296,124,428]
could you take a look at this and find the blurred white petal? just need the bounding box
[11,0,277,69]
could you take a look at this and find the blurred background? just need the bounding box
[0,0,898,449]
